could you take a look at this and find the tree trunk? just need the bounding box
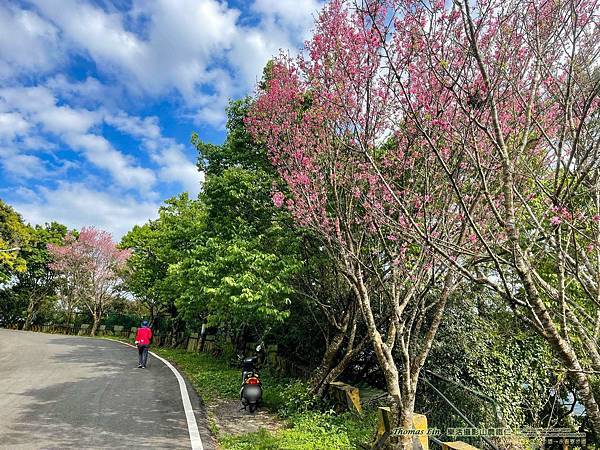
[309,328,347,395]
[170,318,183,347]
[149,304,156,327]
[90,314,100,336]
[23,292,40,331]
[383,363,403,450]
[23,301,35,331]
[398,404,415,450]
[542,311,600,434]
[517,260,600,434]
[350,270,404,447]
[22,316,33,331]
[315,335,369,397]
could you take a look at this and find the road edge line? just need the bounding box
[110,340,204,450]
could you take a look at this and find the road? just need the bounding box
[0,329,215,449]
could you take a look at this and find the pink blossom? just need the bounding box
[272,191,285,208]
[550,216,561,225]
[47,227,129,327]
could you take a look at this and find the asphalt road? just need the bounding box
[0,329,215,449]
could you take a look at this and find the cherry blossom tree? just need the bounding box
[249,0,600,438]
[48,227,131,336]
[247,1,468,437]
[362,0,600,434]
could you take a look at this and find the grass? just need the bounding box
[220,410,377,450]
[150,347,377,449]
[152,348,240,403]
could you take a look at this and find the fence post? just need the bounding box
[187,333,199,352]
[329,381,362,414]
[372,406,392,450]
[199,323,207,352]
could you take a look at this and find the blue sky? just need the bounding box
[0,0,321,238]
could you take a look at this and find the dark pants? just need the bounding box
[138,345,149,367]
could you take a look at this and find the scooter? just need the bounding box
[239,348,263,413]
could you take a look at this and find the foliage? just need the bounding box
[173,167,300,329]
[14,222,68,329]
[0,199,29,282]
[421,292,554,429]
[193,98,272,177]
[0,288,27,325]
[121,193,205,331]
[262,378,323,418]
[173,235,297,329]
[0,215,68,327]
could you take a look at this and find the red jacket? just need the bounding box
[135,326,153,346]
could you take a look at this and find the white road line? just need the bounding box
[114,340,204,450]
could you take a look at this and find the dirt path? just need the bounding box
[207,397,284,437]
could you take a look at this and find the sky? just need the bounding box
[0,0,322,239]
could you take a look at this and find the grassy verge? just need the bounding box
[153,348,240,403]
[151,348,377,449]
[219,409,376,450]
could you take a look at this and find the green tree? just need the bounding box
[16,222,68,330]
[172,167,301,337]
[0,199,29,282]
[121,193,206,342]
[191,97,369,394]
[193,98,272,177]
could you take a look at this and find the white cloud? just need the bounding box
[0,3,62,79]
[0,83,202,195]
[0,147,48,179]
[20,0,319,126]
[0,85,158,192]
[104,113,161,140]
[252,0,320,32]
[0,85,56,113]
[105,111,202,195]
[153,144,203,195]
[46,75,123,109]
[0,0,320,238]
[0,86,99,135]
[13,182,160,239]
[65,133,157,190]
[0,112,30,141]
[28,0,239,124]
[37,106,99,135]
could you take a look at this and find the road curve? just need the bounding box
[0,329,215,449]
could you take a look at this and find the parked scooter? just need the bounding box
[239,345,263,413]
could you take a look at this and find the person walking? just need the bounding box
[135,320,153,368]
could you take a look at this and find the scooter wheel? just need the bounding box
[248,404,257,413]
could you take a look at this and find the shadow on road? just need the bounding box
[1,336,192,449]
